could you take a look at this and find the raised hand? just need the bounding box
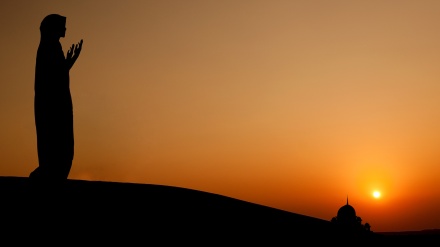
[66,39,83,70]
[66,44,74,60]
[73,39,83,59]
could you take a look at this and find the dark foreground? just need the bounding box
[0,176,438,245]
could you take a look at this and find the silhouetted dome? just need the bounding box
[338,204,356,218]
[337,199,356,224]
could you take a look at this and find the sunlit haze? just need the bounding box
[1,1,440,232]
[373,191,381,199]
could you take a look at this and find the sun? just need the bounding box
[372,191,381,199]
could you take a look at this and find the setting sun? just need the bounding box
[373,191,381,199]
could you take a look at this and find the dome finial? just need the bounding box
[346,196,349,205]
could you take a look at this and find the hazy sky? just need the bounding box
[1,0,440,232]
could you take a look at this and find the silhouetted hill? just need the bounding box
[0,176,423,245]
[379,229,440,235]
[377,229,440,244]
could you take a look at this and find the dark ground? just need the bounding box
[0,176,438,245]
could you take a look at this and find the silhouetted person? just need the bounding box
[29,14,83,186]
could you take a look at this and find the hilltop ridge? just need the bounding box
[0,176,384,244]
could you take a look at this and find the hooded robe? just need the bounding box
[30,14,74,181]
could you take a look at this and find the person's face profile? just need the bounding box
[59,24,66,38]
[56,19,66,38]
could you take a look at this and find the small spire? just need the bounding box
[346,196,349,205]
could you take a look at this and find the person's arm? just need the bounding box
[66,39,83,70]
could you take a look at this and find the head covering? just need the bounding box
[40,14,66,39]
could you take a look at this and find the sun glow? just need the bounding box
[373,191,381,199]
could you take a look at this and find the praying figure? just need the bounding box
[29,14,83,184]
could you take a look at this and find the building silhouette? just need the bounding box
[331,197,372,238]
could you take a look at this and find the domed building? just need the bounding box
[331,197,371,233]
[336,198,357,226]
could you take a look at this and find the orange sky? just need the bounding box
[1,0,440,232]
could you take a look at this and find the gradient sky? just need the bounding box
[1,0,440,232]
